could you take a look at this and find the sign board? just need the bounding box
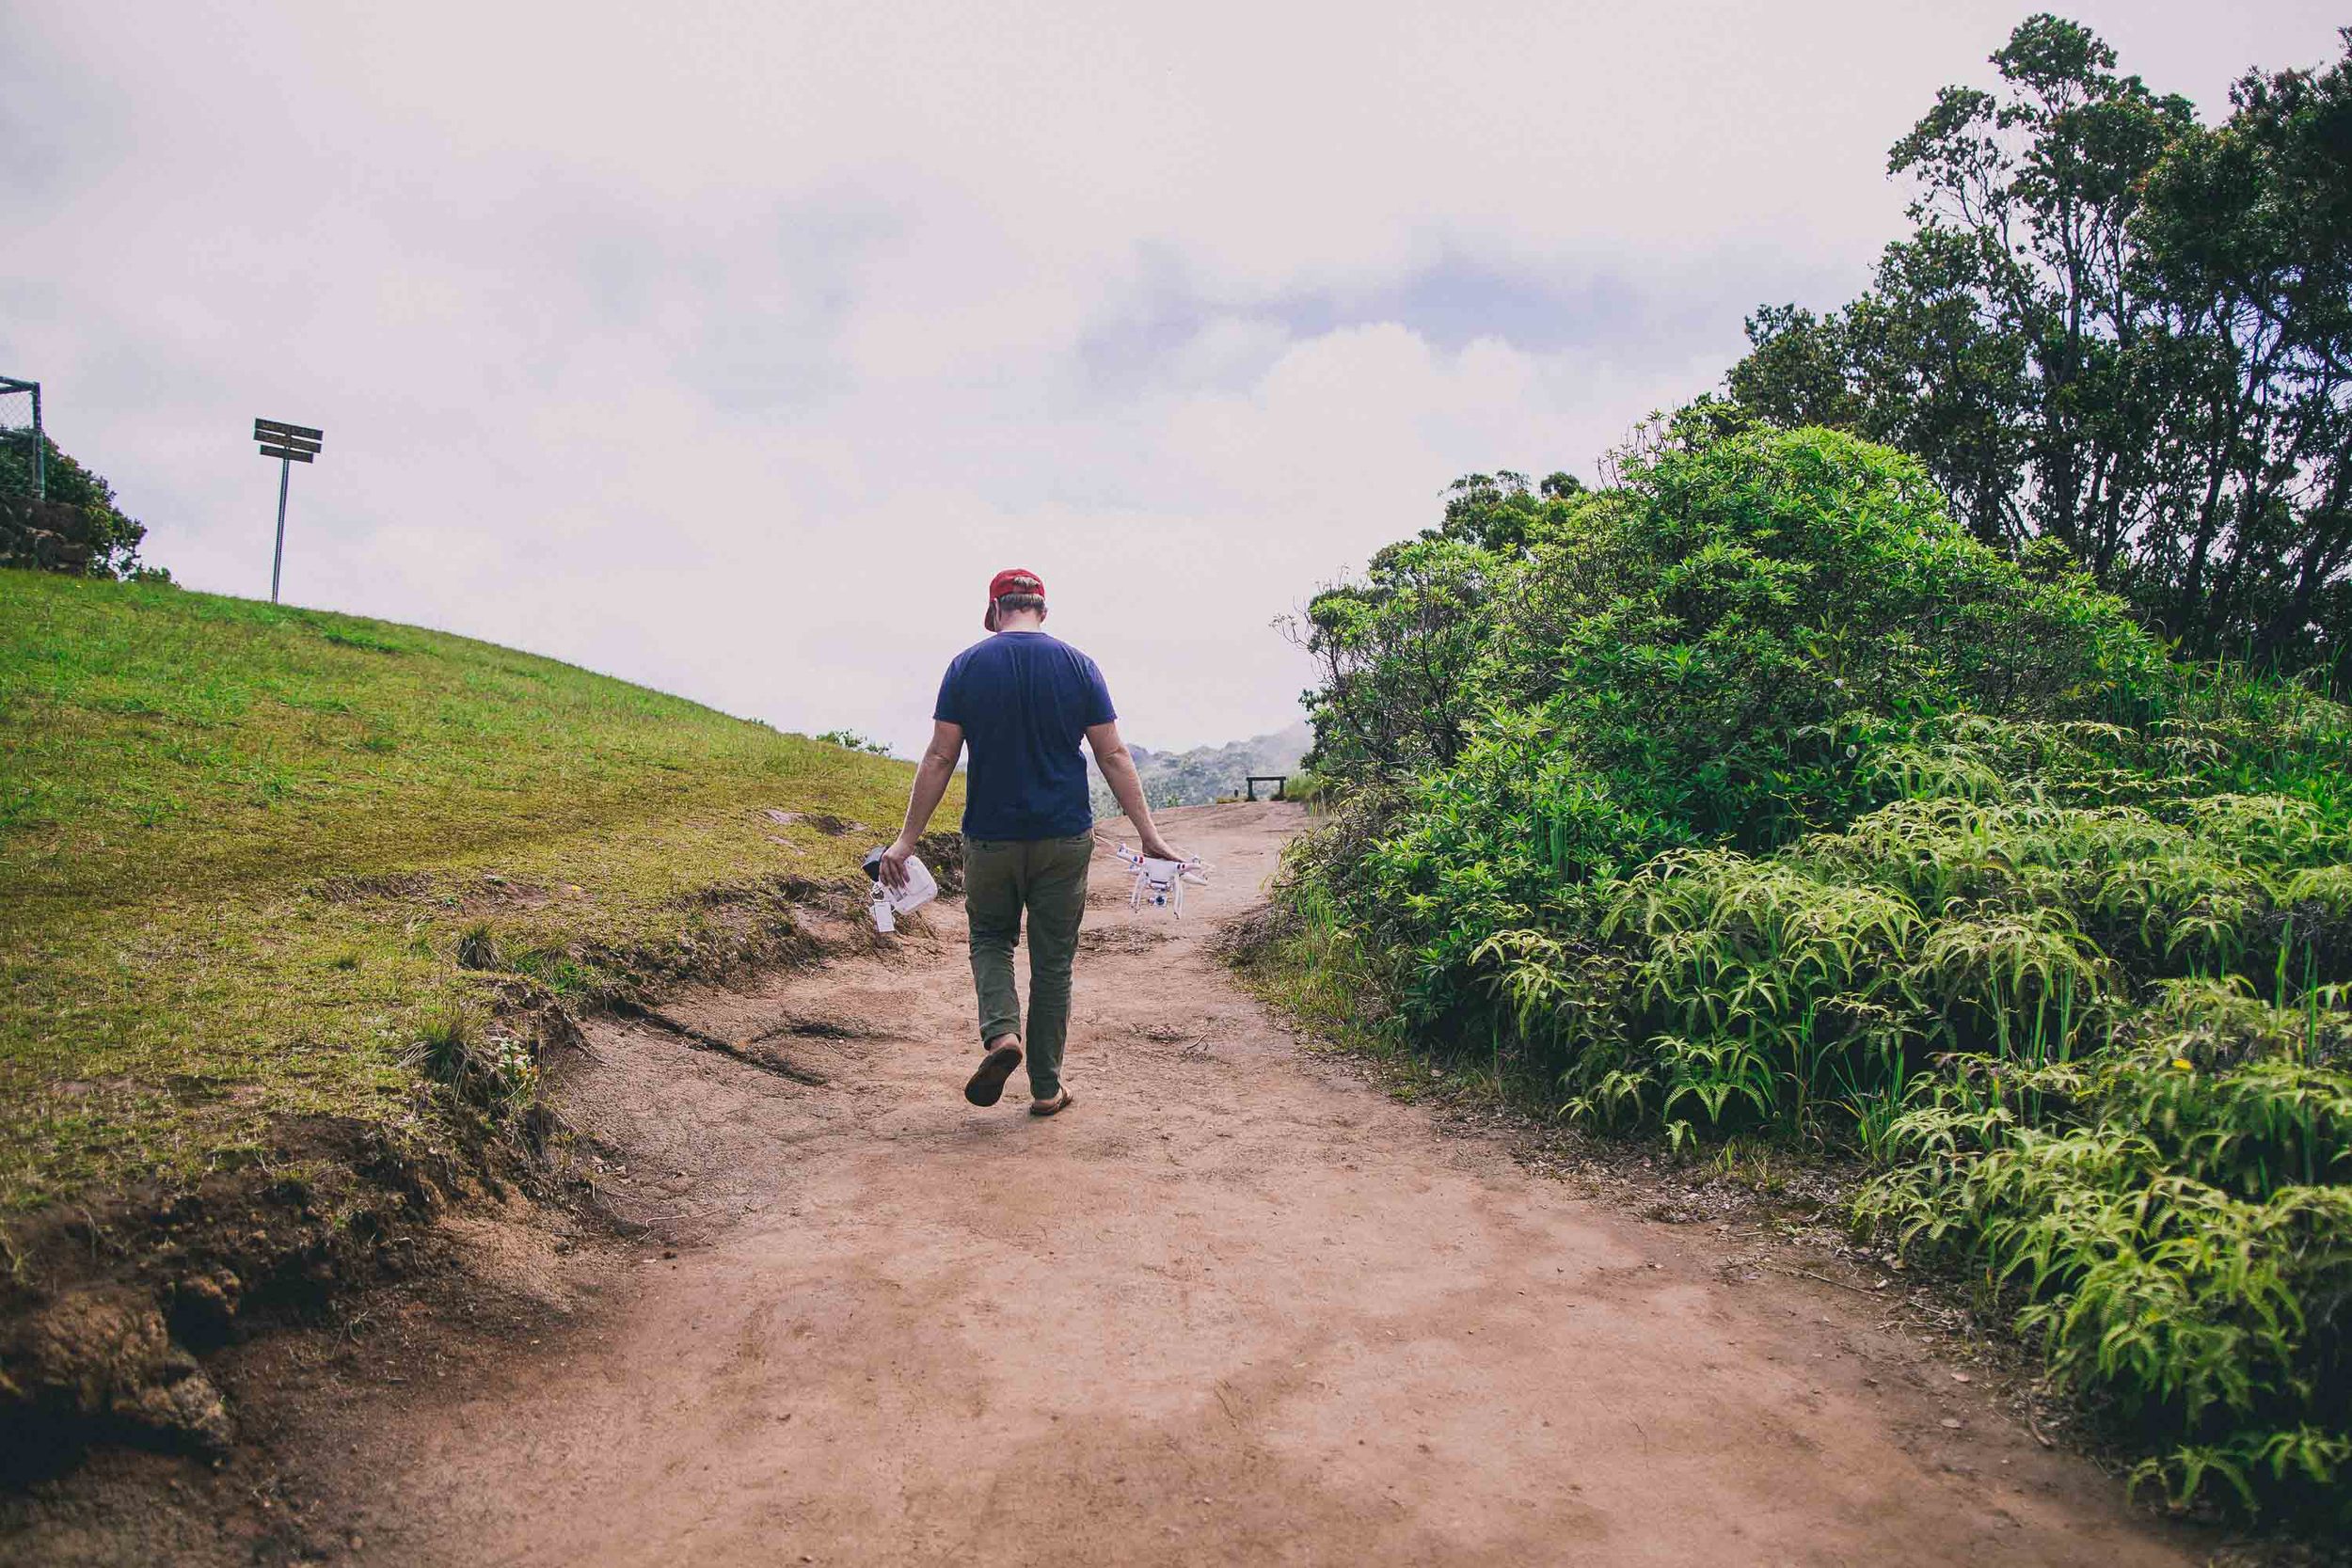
[254,419,324,442]
[258,445,316,463]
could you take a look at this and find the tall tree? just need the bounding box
[2134,38,2352,668]
[1731,16,2352,682]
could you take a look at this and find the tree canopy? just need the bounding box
[1729,16,2352,686]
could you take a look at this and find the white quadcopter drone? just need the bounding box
[1100,837,1210,916]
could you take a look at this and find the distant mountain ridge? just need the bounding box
[1090,720,1310,815]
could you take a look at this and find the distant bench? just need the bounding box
[1244,774,1288,801]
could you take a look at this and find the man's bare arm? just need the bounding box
[1086,721,1182,862]
[879,721,962,890]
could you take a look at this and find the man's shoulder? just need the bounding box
[1029,633,1098,667]
[944,636,1006,676]
[1043,639,1107,690]
[945,633,1102,682]
[957,632,1095,661]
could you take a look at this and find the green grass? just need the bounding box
[0,570,946,1214]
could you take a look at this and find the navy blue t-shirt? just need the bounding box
[934,631,1116,840]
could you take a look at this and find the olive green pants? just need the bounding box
[963,832,1093,1100]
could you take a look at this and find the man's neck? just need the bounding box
[995,613,1047,634]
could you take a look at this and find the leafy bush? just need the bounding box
[1276,420,2352,1522]
[813,728,894,756]
[0,435,151,578]
[1282,768,1338,810]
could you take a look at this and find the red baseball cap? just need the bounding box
[984,567,1045,629]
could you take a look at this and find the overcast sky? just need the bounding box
[5,3,2343,754]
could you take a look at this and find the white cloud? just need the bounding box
[6,0,2344,756]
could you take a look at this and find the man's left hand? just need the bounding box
[1138,833,1186,863]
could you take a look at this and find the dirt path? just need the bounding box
[314,802,2191,1565]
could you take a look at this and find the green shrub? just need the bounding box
[0,434,151,578]
[812,728,894,756]
[1282,768,1338,809]
[1275,419,2352,1522]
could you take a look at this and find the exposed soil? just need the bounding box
[6,802,2215,1565]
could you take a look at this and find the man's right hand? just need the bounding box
[878,834,918,892]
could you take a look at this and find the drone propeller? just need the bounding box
[1097,836,1208,873]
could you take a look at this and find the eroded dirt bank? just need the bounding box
[12,801,2206,1565]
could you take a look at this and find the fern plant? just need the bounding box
[1274,420,2352,1522]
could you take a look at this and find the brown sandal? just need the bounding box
[1028,1089,1073,1117]
[964,1042,1023,1106]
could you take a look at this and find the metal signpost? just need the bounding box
[253,418,324,603]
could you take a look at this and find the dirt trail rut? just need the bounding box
[327,802,2191,1565]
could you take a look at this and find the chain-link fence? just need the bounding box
[0,376,43,499]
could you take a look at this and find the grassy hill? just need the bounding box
[0,570,939,1216]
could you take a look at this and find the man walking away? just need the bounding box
[879,568,1183,1116]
